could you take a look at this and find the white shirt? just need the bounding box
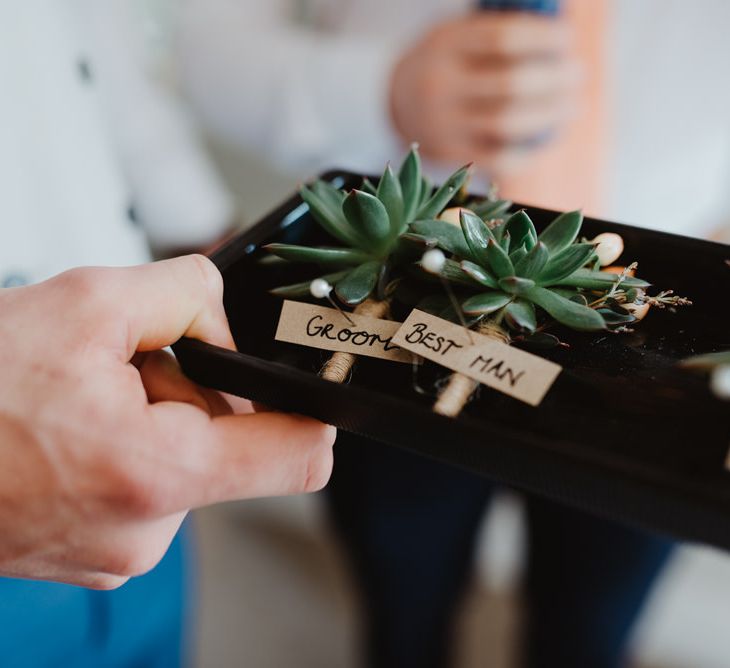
[0,0,233,285]
[177,0,730,238]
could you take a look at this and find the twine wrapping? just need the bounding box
[433,320,510,418]
[320,298,391,383]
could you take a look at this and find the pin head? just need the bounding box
[310,278,333,299]
[421,249,446,274]
[592,233,624,266]
[711,365,730,400]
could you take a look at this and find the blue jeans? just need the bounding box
[326,435,673,668]
[0,527,191,668]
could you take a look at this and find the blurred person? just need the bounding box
[1,2,238,666]
[178,0,730,238]
[176,2,730,667]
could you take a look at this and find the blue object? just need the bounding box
[477,0,560,14]
[326,435,673,668]
[0,528,192,668]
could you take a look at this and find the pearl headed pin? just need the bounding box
[310,278,356,325]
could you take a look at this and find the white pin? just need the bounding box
[420,250,475,345]
[592,233,625,266]
[310,278,356,326]
[711,365,730,400]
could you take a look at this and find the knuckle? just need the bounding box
[55,267,108,311]
[187,254,224,301]
[105,464,164,519]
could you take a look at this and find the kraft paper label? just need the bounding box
[392,310,562,406]
[275,300,416,364]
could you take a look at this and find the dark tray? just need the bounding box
[174,170,730,549]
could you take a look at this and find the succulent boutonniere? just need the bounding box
[266,147,470,381]
[409,207,691,415]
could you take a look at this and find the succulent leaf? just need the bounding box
[269,270,350,298]
[523,332,563,349]
[500,231,511,254]
[499,276,536,295]
[471,198,513,220]
[523,286,606,331]
[504,211,538,252]
[433,258,486,288]
[554,269,650,290]
[514,241,550,279]
[537,243,596,285]
[486,239,515,279]
[361,178,378,196]
[399,148,423,221]
[311,180,346,211]
[376,164,405,237]
[416,164,471,220]
[460,209,495,267]
[504,299,537,332]
[462,291,513,315]
[419,176,432,207]
[343,190,391,253]
[460,260,499,289]
[552,288,589,305]
[264,244,370,266]
[597,307,636,325]
[410,220,474,260]
[300,184,361,247]
[538,210,584,256]
[509,245,528,267]
[335,261,383,305]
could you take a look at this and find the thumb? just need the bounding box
[109,255,235,359]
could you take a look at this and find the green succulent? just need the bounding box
[266,148,470,305]
[410,208,650,333]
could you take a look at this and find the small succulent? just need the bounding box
[410,208,650,334]
[266,148,470,305]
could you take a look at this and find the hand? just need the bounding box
[0,256,335,589]
[390,12,582,177]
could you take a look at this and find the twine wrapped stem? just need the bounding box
[320,298,391,383]
[433,319,510,417]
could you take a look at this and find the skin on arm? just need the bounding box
[0,255,336,589]
[389,12,583,178]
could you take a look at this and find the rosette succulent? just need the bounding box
[266,148,470,305]
[410,208,651,334]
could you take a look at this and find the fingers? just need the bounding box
[64,255,236,359]
[460,95,575,145]
[461,58,583,102]
[453,13,572,60]
[148,403,336,510]
[138,350,233,417]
